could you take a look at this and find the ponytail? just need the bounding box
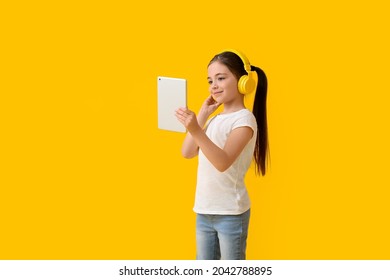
[251,65,269,176]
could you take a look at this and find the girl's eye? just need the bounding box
[218,77,225,81]
[207,80,212,85]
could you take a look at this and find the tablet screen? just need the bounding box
[157,76,187,133]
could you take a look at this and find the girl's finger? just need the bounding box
[175,109,186,116]
[176,107,190,115]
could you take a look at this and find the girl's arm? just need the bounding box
[176,107,253,172]
[176,96,221,159]
[179,111,209,158]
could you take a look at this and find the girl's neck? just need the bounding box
[221,99,246,115]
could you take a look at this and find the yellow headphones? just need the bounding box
[221,49,257,94]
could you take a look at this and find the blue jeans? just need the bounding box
[196,209,250,260]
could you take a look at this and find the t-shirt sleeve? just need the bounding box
[232,113,257,132]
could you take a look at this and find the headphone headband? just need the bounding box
[221,49,252,73]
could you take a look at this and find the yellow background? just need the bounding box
[1,0,389,259]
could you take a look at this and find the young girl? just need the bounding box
[175,49,269,260]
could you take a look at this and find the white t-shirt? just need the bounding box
[193,109,257,215]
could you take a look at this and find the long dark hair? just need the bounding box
[209,51,269,176]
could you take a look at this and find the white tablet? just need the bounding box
[157,76,187,133]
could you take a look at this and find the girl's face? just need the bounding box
[207,61,240,104]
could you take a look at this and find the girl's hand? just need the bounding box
[175,107,202,133]
[199,95,222,117]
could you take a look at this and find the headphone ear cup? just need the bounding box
[238,74,256,94]
[238,75,248,94]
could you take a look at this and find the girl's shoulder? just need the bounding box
[234,109,256,121]
[218,108,253,119]
[231,109,257,131]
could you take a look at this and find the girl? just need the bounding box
[175,49,269,260]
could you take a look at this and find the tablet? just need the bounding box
[157,76,187,133]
